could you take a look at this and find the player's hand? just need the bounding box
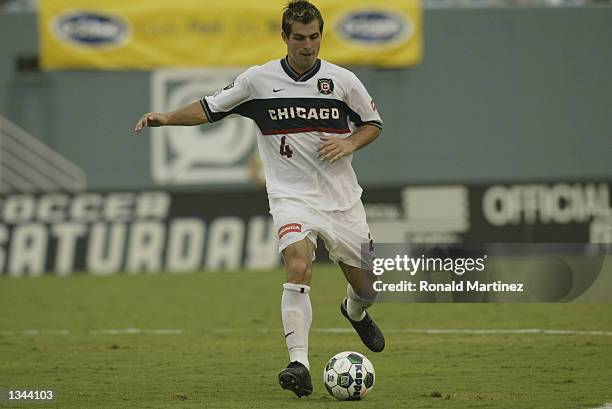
[134,112,168,133]
[317,137,357,163]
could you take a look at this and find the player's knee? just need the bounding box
[285,258,312,285]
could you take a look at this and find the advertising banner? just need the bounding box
[39,0,422,70]
[0,181,609,277]
[150,69,259,186]
[0,191,280,277]
[364,182,612,244]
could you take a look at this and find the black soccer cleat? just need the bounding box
[341,298,385,352]
[278,361,313,398]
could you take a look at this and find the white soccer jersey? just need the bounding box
[201,57,382,211]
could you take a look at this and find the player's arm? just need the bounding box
[133,101,208,133]
[319,72,383,163]
[318,125,381,163]
[347,124,381,151]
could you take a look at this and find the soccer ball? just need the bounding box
[323,351,375,400]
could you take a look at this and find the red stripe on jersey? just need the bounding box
[278,223,302,239]
[263,127,351,135]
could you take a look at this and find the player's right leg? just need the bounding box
[269,197,318,396]
[278,237,315,397]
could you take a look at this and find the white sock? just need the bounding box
[281,282,312,370]
[346,283,374,321]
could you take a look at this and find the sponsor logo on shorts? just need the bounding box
[278,223,302,239]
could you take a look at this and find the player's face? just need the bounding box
[283,20,321,74]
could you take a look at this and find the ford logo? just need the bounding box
[55,12,129,47]
[338,11,411,45]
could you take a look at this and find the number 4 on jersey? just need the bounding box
[280,136,293,158]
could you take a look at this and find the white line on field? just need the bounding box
[1,328,612,336]
[315,328,612,336]
[591,404,612,409]
[89,328,185,335]
[0,329,184,336]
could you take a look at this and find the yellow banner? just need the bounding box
[39,0,422,70]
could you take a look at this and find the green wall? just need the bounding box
[1,8,610,190]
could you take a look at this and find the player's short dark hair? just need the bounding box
[282,0,324,37]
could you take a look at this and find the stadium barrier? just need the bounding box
[0,181,609,277]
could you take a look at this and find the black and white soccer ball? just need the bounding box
[323,351,375,400]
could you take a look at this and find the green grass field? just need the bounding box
[1,265,611,408]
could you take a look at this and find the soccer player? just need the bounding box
[134,0,384,398]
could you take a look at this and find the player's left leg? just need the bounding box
[339,262,385,352]
[321,199,385,352]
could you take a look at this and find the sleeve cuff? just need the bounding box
[360,120,383,130]
[200,98,214,123]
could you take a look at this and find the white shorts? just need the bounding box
[269,197,374,268]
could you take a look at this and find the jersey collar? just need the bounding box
[281,56,321,82]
